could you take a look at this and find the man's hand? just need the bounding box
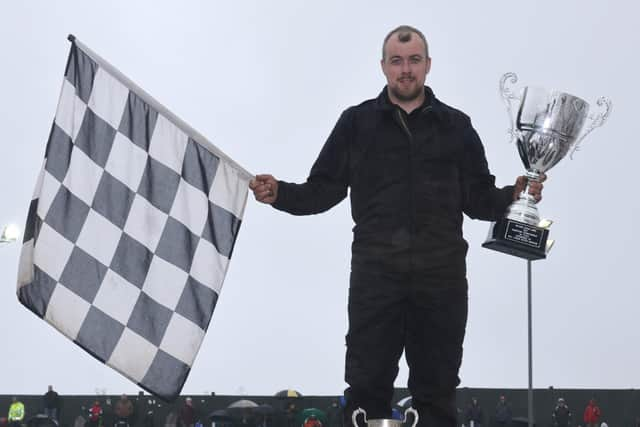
[249,174,279,204]
[513,173,546,203]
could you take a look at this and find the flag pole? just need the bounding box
[527,260,534,427]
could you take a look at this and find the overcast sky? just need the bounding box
[1,1,638,397]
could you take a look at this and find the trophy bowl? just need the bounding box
[482,73,611,260]
[516,87,589,174]
[500,73,611,226]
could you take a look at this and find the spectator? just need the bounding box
[43,386,60,421]
[285,403,297,427]
[583,399,601,427]
[178,398,196,427]
[326,400,342,427]
[142,409,155,427]
[552,398,571,427]
[164,411,178,427]
[8,398,24,427]
[303,416,322,427]
[465,397,484,427]
[88,400,103,427]
[102,399,114,427]
[494,395,511,427]
[115,394,134,427]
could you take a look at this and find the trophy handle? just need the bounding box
[570,97,612,158]
[403,407,419,427]
[499,72,520,143]
[352,408,367,427]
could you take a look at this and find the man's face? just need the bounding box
[381,33,431,102]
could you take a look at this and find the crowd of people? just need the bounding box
[4,387,640,427]
[3,388,343,427]
[460,395,608,427]
[3,388,200,427]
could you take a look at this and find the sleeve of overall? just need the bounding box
[272,110,351,215]
[460,121,514,221]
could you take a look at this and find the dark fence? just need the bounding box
[2,388,639,427]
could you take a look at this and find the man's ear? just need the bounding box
[425,57,432,75]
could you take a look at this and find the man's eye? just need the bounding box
[391,59,401,65]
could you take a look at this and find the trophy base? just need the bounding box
[482,218,549,260]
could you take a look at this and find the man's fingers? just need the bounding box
[256,189,274,199]
[527,181,543,203]
[254,183,272,193]
[528,182,543,193]
[250,174,277,204]
[252,174,276,187]
[255,174,275,183]
[255,191,276,204]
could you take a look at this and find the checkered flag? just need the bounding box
[17,36,251,400]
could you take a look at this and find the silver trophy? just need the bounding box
[500,72,612,226]
[351,408,418,427]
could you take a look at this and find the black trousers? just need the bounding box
[344,269,468,427]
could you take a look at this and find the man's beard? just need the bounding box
[389,80,423,102]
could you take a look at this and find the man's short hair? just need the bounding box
[382,25,429,60]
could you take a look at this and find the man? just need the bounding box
[8,397,25,427]
[178,397,196,427]
[552,398,571,427]
[250,25,543,427]
[464,398,483,427]
[494,395,511,427]
[88,400,103,427]
[114,394,133,427]
[102,398,114,427]
[43,385,60,421]
[583,398,601,427]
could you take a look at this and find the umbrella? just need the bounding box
[26,416,58,427]
[208,410,234,421]
[297,408,327,426]
[254,404,276,416]
[275,389,303,398]
[252,404,277,427]
[226,400,264,422]
[228,400,260,409]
